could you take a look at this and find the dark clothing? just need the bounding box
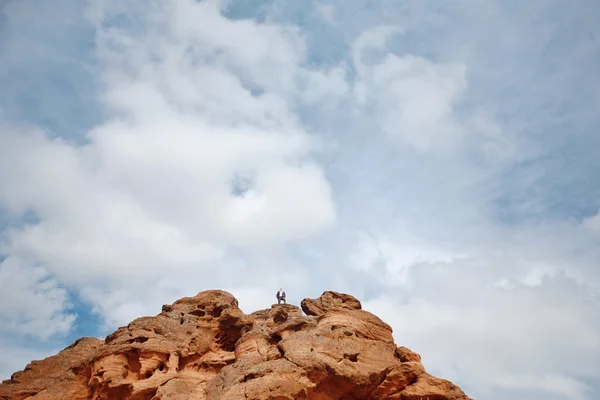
[276,290,286,304]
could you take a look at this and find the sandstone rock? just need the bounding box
[0,290,473,400]
[395,346,422,363]
[300,291,362,316]
[0,337,102,400]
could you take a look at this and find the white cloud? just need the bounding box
[362,247,600,400]
[350,231,465,286]
[495,375,591,400]
[0,257,75,340]
[352,27,466,151]
[315,3,336,26]
[1,0,599,399]
[0,0,338,329]
[582,212,600,232]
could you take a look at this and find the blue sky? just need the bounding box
[1,1,599,399]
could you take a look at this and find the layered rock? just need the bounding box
[0,290,473,400]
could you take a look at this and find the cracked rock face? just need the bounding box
[0,290,473,400]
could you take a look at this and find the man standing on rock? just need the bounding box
[276,288,286,304]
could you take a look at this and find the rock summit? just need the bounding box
[0,290,472,399]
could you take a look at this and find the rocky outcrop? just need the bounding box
[0,290,473,400]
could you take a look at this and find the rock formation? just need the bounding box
[0,290,473,400]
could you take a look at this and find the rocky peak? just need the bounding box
[0,290,473,400]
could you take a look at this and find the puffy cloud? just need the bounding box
[364,262,599,400]
[0,257,75,340]
[352,27,467,152]
[0,0,338,332]
[1,1,599,399]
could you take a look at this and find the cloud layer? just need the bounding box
[1,0,599,399]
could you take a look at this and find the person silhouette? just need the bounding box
[276,288,286,304]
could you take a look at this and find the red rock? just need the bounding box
[0,337,102,400]
[0,290,473,400]
[300,291,362,316]
[396,346,422,363]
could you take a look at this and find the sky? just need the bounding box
[0,0,599,399]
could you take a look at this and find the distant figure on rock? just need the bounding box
[276,288,286,304]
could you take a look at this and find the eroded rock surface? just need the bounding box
[0,290,473,400]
